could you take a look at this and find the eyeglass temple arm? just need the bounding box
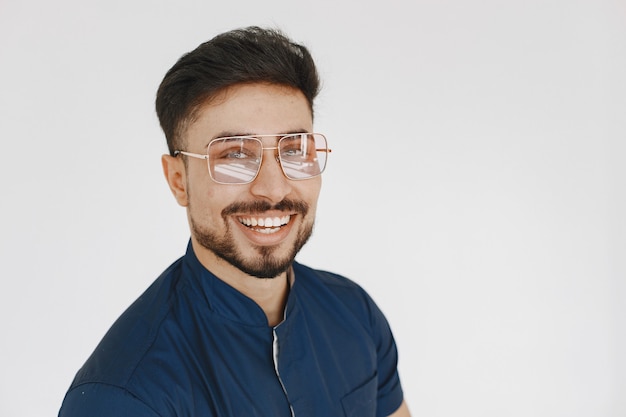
[174,151,208,159]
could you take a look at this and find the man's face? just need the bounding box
[165,83,322,279]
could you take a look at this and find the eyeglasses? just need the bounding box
[174,133,331,184]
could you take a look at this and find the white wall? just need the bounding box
[1,1,624,416]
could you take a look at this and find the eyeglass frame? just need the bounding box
[173,132,331,185]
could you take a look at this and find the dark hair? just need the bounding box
[156,26,321,155]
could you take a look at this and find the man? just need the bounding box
[59,26,410,417]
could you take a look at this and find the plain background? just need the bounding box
[1,1,624,416]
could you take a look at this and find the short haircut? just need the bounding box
[155,26,321,155]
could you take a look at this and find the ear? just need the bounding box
[162,154,189,207]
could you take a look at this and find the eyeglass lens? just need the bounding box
[208,133,328,184]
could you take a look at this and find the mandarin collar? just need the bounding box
[181,241,297,327]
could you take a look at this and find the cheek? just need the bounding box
[186,174,219,213]
[189,182,243,219]
[300,179,322,210]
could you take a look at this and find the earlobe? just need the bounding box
[162,154,189,207]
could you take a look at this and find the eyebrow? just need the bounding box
[206,129,312,146]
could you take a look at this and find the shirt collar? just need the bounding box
[181,240,295,327]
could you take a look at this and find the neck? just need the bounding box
[243,273,290,327]
[192,240,291,326]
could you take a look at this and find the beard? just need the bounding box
[190,198,314,279]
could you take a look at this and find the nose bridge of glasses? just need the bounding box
[261,145,280,151]
[260,134,290,162]
[260,145,281,166]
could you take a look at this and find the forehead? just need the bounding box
[185,83,313,146]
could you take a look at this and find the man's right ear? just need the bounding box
[161,154,189,207]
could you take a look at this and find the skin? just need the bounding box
[162,82,410,417]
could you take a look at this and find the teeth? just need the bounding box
[239,215,291,228]
[257,227,279,234]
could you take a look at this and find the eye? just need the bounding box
[280,135,316,160]
[222,148,256,160]
[210,138,261,162]
[282,147,305,157]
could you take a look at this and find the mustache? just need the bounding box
[222,198,309,217]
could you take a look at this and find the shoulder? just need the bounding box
[59,383,161,417]
[293,262,370,298]
[69,257,186,390]
[293,261,363,289]
[292,262,386,329]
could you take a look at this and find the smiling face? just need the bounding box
[162,83,322,280]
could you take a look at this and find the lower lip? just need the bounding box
[234,217,295,246]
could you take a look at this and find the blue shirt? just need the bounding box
[59,243,404,417]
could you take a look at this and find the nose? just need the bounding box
[249,149,293,203]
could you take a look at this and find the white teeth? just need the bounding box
[257,227,279,234]
[239,215,291,229]
[264,217,281,227]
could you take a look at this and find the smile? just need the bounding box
[238,215,291,234]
